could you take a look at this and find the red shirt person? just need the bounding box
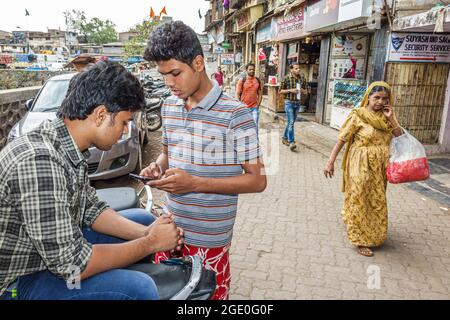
[214,67,224,87]
[236,63,262,126]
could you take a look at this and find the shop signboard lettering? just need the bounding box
[220,53,235,65]
[274,5,305,41]
[387,33,450,63]
[305,0,340,32]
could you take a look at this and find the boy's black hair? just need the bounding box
[289,62,300,69]
[143,21,203,66]
[57,62,144,120]
[246,63,255,70]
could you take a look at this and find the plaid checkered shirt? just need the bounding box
[280,73,307,102]
[0,118,109,296]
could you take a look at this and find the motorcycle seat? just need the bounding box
[96,187,139,211]
[127,258,216,300]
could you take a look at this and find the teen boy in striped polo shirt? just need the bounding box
[141,21,267,300]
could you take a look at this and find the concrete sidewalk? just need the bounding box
[228,111,450,299]
[261,104,450,210]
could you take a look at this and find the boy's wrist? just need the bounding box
[191,176,203,193]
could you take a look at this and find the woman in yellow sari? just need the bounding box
[324,82,404,257]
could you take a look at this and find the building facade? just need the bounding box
[205,0,450,151]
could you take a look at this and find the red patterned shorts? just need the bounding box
[154,244,231,300]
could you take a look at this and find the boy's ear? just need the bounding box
[92,105,108,127]
[193,55,205,72]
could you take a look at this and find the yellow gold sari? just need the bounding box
[339,81,394,247]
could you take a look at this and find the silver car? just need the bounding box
[7,73,148,180]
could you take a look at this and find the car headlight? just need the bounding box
[120,122,133,141]
[7,125,19,143]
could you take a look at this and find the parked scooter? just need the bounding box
[141,74,165,91]
[143,87,172,132]
[144,97,163,132]
[96,186,216,300]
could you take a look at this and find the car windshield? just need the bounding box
[32,79,70,112]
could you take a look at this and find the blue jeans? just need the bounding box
[283,100,301,143]
[249,107,259,127]
[1,209,157,300]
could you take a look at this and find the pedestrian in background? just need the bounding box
[65,53,96,72]
[324,81,404,257]
[214,66,224,87]
[279,62,307,151]
[236,63,262,128]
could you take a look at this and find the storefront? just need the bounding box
[255,18,277,96]
[327,34,371,129]
[384,31,450,145]
[235,4,264,65]
[305,0,375,126]
[224,11,244,74]
[274,3,320,113]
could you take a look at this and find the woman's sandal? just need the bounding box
[357,246,374,257]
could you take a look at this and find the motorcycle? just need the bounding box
[144,97,163,132]
[96,186,216,300]
[143,86,173,132]
[141,74,165,91]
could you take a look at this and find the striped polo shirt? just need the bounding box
[161,84,262,248]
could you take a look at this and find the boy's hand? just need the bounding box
[148,168,198,194]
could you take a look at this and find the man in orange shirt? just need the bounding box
[236,63,262,127]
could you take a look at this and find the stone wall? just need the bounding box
[0,70,71,90]
[0,86,41,149]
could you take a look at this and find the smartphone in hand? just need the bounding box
[129,173,158,183]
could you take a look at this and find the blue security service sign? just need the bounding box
[387,33,450,63]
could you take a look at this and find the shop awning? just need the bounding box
[393,5,450,33]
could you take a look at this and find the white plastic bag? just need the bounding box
[386,129,430,184]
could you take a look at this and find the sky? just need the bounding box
[1,0,211,34]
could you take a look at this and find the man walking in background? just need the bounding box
[236,63,262,128]
[279,62,307,151]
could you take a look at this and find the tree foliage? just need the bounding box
[124,19,160,58]
[64,10,118,45]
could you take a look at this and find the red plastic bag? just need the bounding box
[386,130,430,184]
